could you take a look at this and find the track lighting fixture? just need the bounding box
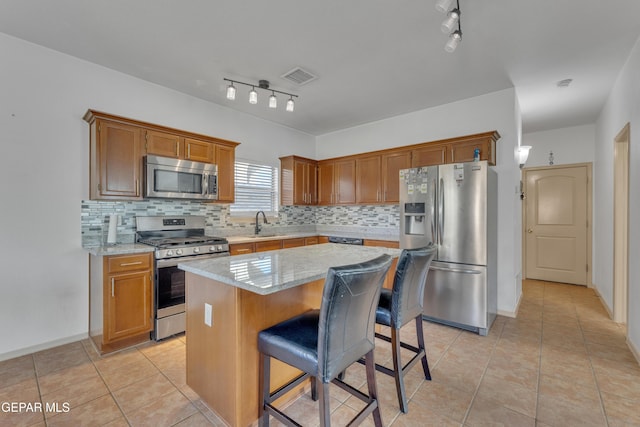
[224,78,298,112]
[436,0,463,53]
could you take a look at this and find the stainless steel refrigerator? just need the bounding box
[399,161,497,335]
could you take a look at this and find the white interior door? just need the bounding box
[524,165,589,285]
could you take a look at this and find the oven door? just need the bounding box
[155,253,226,339]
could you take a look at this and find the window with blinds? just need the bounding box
[230,159,279,216]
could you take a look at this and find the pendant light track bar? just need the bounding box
[223,78,298,99]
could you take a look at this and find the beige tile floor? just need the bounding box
[1,279,639,426]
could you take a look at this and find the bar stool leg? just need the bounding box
[415,316,431,380]
[319,381,331,426]
[390,327,409,413]
[259,353,270,427]
[364,349,383,427]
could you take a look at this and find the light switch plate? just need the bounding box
[204,303,213,327]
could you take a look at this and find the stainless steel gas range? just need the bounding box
[136,215,229,340]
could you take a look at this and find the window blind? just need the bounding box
[230,159,279,215]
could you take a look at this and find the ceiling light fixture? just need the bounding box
[436,0,463,53]
[224,78,298,112]
[226,81,236,100]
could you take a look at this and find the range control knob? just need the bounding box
[209,246,216,252]
[176,249,183,255]
[166,250,174,257]
[193,247,200,253]
[217,245,223,251]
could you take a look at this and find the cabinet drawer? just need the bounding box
[304,237,319,245]
[255,240,282,252]
[283,238,305,248]
[230,242,255,255]
[106,253,152,273]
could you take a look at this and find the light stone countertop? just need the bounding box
[83,243,155,256]
[225,232,319,244]
[178,243,401,295]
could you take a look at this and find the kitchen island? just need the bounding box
[179,243,400,427]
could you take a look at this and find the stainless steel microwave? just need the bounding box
[144,155,218,200]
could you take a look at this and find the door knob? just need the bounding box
[527,229,533,233]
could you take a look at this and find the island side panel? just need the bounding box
[237,279,325,426]
[185,272,241,426]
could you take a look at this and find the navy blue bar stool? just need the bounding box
[373,245,437,413]
[257,254,392,427]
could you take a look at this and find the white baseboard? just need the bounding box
[628,338,640,365]
[497,292,522,319]
[591,283,614,320]
[0,333,88,362]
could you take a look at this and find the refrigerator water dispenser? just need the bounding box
[403,202,426,235]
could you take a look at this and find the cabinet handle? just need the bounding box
[236,248,251,253]
[111,278,114,297]
[120,261,143,267]
[136,179,140,197]
[176,141,180,157]
[187,144,191,158]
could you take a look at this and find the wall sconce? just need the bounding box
[224,78,298,112]
[516,146,532,169]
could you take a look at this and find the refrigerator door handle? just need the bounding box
[431,177,436,242]
[430,266,482,275]
[438,177,444,245]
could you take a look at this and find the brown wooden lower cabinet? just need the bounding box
[230,236,324,255]
[255,240,282,252]
[282,238,305,248]
[90,252,153,354]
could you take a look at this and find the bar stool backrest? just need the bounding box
[317,254,392,383]
[390,245,437,329]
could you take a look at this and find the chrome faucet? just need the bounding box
[255,211,269,235]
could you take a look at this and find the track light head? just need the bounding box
[249,87,258,104]
[445,30,462,53]
[226,82,236,100]
[435,0,454,13]
[269,92,277,109]
[286,97,295,112]
[441,8,460,33]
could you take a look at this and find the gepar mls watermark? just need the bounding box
[2,401,70,413]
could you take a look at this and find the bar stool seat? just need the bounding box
[258,254,392,427]
[372,245,437,413]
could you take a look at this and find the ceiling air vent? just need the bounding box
[281,67,317,86]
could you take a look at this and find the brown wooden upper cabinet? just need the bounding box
[381,150,411,203]
[214,143,236,203]
[356,154,382,204]
[318,158,356,205]
[411,131,499,167]
[280,156,317,206]
[84,110,239,202]
[91,118,143,200]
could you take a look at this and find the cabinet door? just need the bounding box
[185,138,214,163]
[317,162,335,205]
[95,119,142,199]
[105,271,152,343]
[307,162,317,204]
[215,144,235,202]
[145,130,182,158]
[382,151,411,203]
[411,144,448,167]
[334,159,356,204]
[356,155,382,204]
[304,236,319,245]
[293,160,308,205]
[450,139,493,164]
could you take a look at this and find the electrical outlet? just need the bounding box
[204,303,213,327]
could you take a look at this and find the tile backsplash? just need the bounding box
[81,200,399,246]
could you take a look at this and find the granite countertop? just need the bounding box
[178,243,401,295]
[83,244,155,256]
[225,232,319,244]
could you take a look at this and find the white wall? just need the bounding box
[523,124,596,168]
[594,36,640,353]
[317,89,523,315]
[0,33,315,359]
